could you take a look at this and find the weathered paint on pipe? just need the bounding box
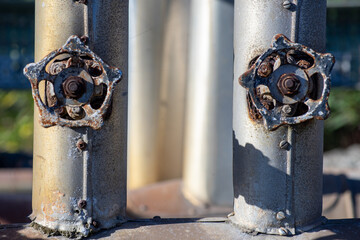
[231,0,327,235]
[182,0,234,206]
[128,0,190,189]
[31,0,128,237]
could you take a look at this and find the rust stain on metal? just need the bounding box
[78,199,87,209]
[23,35,122,130]
[277,73,300,96]
[62,76,86,99]
[80,35,89,45]
[76,139,87,151]
[238,34,335,130]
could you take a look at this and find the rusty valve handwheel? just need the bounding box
[23,35,122,130]
[239,34,335,130]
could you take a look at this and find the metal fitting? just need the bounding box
[54,106,66,117]
[89,63,103,77]
[62,76,86,99]
[76,139,87,151]
[78,199,87,209]
[297,60,311,69]
[281,105,293,116]
[67,106,85,120]
[92,220,99,228]
[49,62,66,75]
[279,140,290,150]
[277,73,300,96]
[80,35,89,45]
[279,227,288,236]
[258,62,273,78]
[282,1,292,9]
[276,211,286,221]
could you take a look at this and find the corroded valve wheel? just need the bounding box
[239,34,335,130]
[23,35,122,130]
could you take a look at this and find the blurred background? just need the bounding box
[1,0,360,224]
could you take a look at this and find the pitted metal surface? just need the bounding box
[24,35,122,130]
[233,0,328,236]
[30,0,128,238]
[238,34,335,130]
[1,219,360,240]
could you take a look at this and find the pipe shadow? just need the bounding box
[309,219,360,240]
[233,132,288,212]
[323,174,360,218]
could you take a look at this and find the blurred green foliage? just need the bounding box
[324,88,360,151]
[0,90,33,153]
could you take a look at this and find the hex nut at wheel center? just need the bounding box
[62,76,86,99]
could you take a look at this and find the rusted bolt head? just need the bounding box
[67,106,85,120]
[62,76,86,99]
[279,227,288,236]
[55,107,66,117]
[277,73,300,96]
[80,35,89,45]
[49,62,66,75]
[71,106,82,115]
[78,199,87,209]
[77,139,87,151]
[258,62,273,78]
[89,63,103,77]
[281,105,293,115]
[276,211,286,221]
[297,60,311,69]
[92,220,99,228]
[283,0,292,9]
[279,140,290,150]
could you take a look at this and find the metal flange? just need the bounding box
[23,35,122,130]
[239,34,335,130]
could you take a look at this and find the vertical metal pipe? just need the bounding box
[31,0,128,237]
[231,0,327,235]
[128,0,189,189]
[87,0,128,228]
[182,0,234,206]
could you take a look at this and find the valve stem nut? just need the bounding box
[277,73,301,96]
[62,76,86,99]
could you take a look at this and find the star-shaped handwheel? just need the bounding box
[238,34,335,130]
[23,35,122,130]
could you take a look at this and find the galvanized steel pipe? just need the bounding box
[31,0,128,237]
[128,0,190,189]
[231,0,327,235]
[182,0,234,206]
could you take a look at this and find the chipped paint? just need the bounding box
[23,35,122,130]
[238,34,335,131]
